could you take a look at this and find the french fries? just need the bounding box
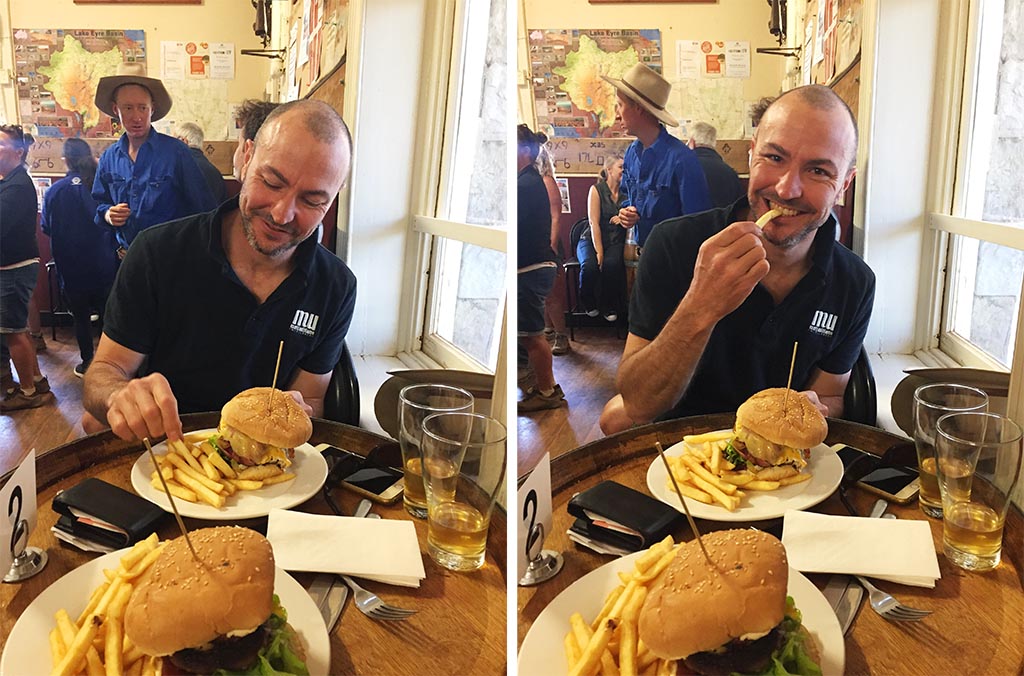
[147,436,289,509]
[50,538,166,676]
[664,434,813,511]
[565,536,680,676]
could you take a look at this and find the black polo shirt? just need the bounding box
[629,198,875,419]
[104,196,357,413]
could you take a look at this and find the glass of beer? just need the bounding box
[935,412,1022,571]
[398,384,474,518]
[913,383,988,518]
[420,412,506,571]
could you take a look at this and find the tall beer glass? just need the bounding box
[398,384,474,518]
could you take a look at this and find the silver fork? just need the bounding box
[340,575,417,621]
[854,575,932,621]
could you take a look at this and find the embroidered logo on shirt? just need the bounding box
[290,310,319,337]
[808,310,838,337]
[71,177,82,185]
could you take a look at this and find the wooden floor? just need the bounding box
[0,329,87,476]
[516,326,626,477]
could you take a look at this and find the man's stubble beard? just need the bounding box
[763,220,821,250]
[241,211,302,258]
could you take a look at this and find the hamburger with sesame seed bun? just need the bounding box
[724,388,828,482]
[124,526,307,675]
[638,530,821,675]
[210,387,313,472]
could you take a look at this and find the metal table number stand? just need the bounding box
[2,450,48,583]
[517,453,563,586]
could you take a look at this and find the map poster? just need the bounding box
[13,28,146,138]
[527,28,661,139]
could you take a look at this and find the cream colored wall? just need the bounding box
[518,0,787,130]
[2,0,269,130]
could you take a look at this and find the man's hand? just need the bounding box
[104,373,183,442]
[106,203,131,227]
[800,389,831,418]
[688,221,770,322]
[618,206,639,228]
[286,390,314,416]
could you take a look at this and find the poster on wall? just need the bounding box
[161,41,234,80]
[834,0,862,77]
[527,28,662,139]
[12,28,146,138]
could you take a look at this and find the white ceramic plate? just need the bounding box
[518,551,844,676]
[646,434,843,522]
[0,549,330,676]
[130,429,327,520]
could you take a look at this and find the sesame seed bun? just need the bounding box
[124,527,275,657]
[220,387,312,450]
[638,529,788,660]
[735,388,827,457]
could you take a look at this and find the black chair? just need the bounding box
[322,341,360,426]
[562,217,595,341]
[842,346,877,426]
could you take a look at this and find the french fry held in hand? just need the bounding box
[146,435,288,510]
[564,536,679,676]
[50,537,165,676]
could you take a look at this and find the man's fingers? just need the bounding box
[713,221,764,249]
[106,375,182,442]
[286,390,314,415]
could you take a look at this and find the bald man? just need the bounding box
[606,85,874,431]
[84,100,357,442]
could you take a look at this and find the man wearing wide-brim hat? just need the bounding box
[92,62,215,251]
[601,63,710,249]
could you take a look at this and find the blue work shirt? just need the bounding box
[41,172,118,293]
[621,126,712,247]
[92,129,216,249]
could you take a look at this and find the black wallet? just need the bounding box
[52,478,166,548]
[567,480,684,552]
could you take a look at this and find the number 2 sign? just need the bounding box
[517,453,554,580]
[1,450,38,580]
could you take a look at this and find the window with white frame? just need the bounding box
[934,0,1024,371]
[415,0,507,373]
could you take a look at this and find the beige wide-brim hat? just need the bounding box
[601,62,678,127]
[94,62,172,122]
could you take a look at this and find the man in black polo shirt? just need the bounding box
[604,84,874,431]
[83,99,356,442]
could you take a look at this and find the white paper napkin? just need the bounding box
[781,510,941,588]
[266,509,426,587]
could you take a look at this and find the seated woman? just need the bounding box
[577,157,627,321]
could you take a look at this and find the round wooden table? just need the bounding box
[517,414,1024,675]
[1,413,506,676]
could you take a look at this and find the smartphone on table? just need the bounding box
[318,444,404,504]
[836,445,920,504]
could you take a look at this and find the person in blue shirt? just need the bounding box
[41,138,119,377]
[91,63,215,253]
[600,63,711,248]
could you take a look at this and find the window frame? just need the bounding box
[397,0,508,374]
[926,0,1024,374]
